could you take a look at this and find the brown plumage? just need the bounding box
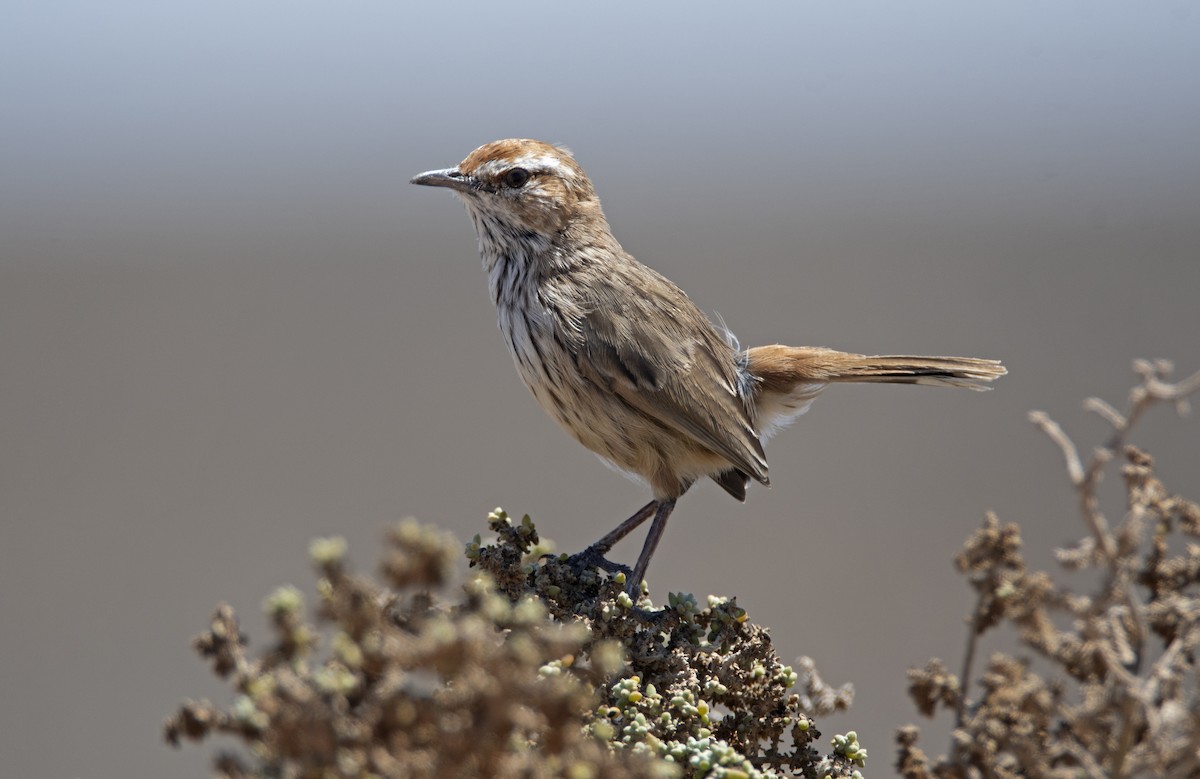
[412,139,1006,596]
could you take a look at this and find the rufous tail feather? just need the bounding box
[748,345,1006,393]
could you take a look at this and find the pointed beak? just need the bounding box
[410,167,476,193]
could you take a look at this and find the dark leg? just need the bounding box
[569,500,657,575]
[589,500,657,555]
[626,498,676,596]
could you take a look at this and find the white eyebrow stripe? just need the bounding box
[521,154,570,174]
[474,154,571,179]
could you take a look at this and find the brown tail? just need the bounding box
[744,345,1006,439]
[748,345,1006,392]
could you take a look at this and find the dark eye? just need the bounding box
[502,167,530,188]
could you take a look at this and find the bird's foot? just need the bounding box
[567,546,632,577]
[629,605,674,625]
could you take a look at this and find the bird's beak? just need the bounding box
[410,167,476,193]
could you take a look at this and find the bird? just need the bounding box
[411,139,1006,597]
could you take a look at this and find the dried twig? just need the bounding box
[900,360,1200,779]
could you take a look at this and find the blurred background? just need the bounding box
[3,1,1198,775]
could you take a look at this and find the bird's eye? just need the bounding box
[502,168,530,188]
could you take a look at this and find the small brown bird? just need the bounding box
[412,139,1005,596]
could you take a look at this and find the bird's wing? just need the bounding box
[570,265,769,487]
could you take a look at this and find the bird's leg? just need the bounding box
[626,498,677,597]
[590,499,658,554]
[568,500,657,575]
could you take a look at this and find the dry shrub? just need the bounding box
[899,360,1200,778]
[167,512,864,777]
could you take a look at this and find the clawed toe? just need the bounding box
[567,547,631,576]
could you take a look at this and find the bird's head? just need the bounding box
[411,139,600,238]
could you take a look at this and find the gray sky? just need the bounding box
[3,2,1198,776]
